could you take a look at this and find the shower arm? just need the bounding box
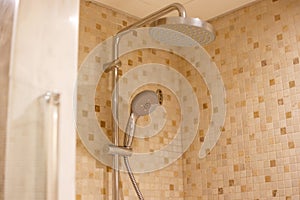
[104,3,187,72]
[114,3,186,58]
[117,3,186,34]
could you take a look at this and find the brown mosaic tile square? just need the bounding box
[241,185,246,192]
[280,127,287,135]
[95,23,101,30]
[272,190,277,197]
[270,160,276,167]
[122,20,127,26]
[101,13,107,18]
[289,81,295,88]
[76,194,81,200]
[95,105,100,112]
[170,184,174,190]
[277,34,283,40]
[284,165,290,172]
[234,164,239,172]
[261,60,267,67]
[256,15,262,20]
[83,46,89,53]
[186,70,191,76]
[226,138,231,144]
[218,187,223,195]
[265,176,271,182]
[100,120,105,127]
[128,59,133,66]
[95,56,101,63]
[288,141,295,149]
[258,96,264,103]
[199,136,204,142]
[82,110,88,117]
[88,134,94,141]
[285,111,292,119]
[274,14,281,21]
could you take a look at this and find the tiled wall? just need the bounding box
[77,1,192,199]
[0,1,15,199]
[77,0,300,200]
[183,0,300,199]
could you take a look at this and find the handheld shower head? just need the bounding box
[123,90,161,148]
[131,90,160,117]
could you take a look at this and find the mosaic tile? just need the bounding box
[183,0,300,199]
[77,0,300,199]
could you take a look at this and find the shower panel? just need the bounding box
[97,2,216,200]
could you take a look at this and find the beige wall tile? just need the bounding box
[184,0,300,199]
[77,0,300,199]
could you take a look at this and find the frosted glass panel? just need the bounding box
[5,92,59,200]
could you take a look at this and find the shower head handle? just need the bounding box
[123,90,161,148]
[123,112,138,148]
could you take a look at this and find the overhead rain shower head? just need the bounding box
[123,90,161,148]
[149,16,215,47]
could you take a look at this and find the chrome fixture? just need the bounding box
[103,3,215,72]
[149,16,215,46]
[123,90,160,148]
[84,2,216,199]
[123,90,161,200]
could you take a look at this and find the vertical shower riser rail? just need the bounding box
[101,3,187,200]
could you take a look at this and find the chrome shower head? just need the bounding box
[123,90,161,148]
[131,90,160,117]
[149,16,215,47]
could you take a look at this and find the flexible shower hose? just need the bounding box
[124,156,144,200]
